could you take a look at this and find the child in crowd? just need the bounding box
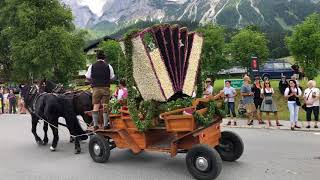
[223,80,237,126]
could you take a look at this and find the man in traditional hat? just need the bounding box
[203,78,213,98]
[85,50,115,130]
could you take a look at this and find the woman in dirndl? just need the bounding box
[260,80,283,127]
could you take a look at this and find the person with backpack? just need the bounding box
[284,80,302,130]
[303,80,319,128]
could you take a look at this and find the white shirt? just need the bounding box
[3,93,8,101]
[204,85,213,95]
[223,87,236,102]
[261,88,274,94]
[85,60,115,80]
[304,87,320,107]
[117,88,126,100]
[284,87,302,103]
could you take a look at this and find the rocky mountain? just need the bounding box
[61,0,320,35]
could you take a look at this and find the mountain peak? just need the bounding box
[61,0,320,33]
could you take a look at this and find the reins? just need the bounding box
[25,85,94,138]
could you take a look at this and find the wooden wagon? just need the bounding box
[87,24,244,180]
[87,96,244,180]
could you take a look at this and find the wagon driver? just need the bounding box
[85,50,115,130]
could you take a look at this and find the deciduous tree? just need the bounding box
[228,28,269,69]
[286,13,320,79]
[0,0,86,83]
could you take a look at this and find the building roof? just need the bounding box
[84,35,115,53]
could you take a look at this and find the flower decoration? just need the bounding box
[129,25,204,102]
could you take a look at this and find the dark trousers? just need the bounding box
[227,102,236,117]
[306,106,319,121]
[9,102,16,114]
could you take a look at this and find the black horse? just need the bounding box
[20,84,87,154]
[39,79,93,126]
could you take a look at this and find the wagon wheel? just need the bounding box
[216,131,244,162]
[186,144,222,180]
[89,135,110,163]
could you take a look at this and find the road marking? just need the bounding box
[314,133,320,135]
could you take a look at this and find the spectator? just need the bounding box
[18,94,27,114]
[251,76,265,124]
[303,80,319,129]
[241,75,261,126]
[0,87,3,113]
[291,64,300,79]
[203,78,213,98]
[291,75,299,87]
[3,89,9,113]
[223,80,237,126]
[8,89,17,114]
[117,79,128,100]
[279,75,289,95]
[260,80,283,127]
[284,80,302,130]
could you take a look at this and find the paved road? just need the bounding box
[0,114,320,180]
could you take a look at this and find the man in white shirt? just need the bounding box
[85,50,115,130]
[304,80,319,128]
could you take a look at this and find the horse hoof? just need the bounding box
[74,148,81,154]
[50,146,56,151]
[36,140,44,145]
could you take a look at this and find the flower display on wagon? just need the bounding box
[182,33,203,96]
[122,25,213,131]
[129,25,204,102]
[131,36,166,101]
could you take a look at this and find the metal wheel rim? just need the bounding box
[93,143,102,156]
[220,140,234,152]
[195,157,209,171]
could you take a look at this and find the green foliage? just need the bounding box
[227,28,269,68]
[159,97,193,112]
[286,13,320,79]
[194,100,226,127]
[197,25,227,75]
[0,0,86,83]
[99,40,126,79]
[110,98,122,114]
[124,30,154,131]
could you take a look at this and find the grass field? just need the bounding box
[214,76,320,121]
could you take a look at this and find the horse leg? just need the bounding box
[74,136,81,154]
[81,113,92,126]
[69,136,75,143]
[49,120,59,152]
[31,114,43,145]
[42,121,49,145]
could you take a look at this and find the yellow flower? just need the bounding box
[149,48,174,100]
[183,33,203,96]
[132,36,166,101]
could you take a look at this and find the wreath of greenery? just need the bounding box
[194,100,226,127]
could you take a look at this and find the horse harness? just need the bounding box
[25,85,94,138]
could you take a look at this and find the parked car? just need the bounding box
[258,60,294,80]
